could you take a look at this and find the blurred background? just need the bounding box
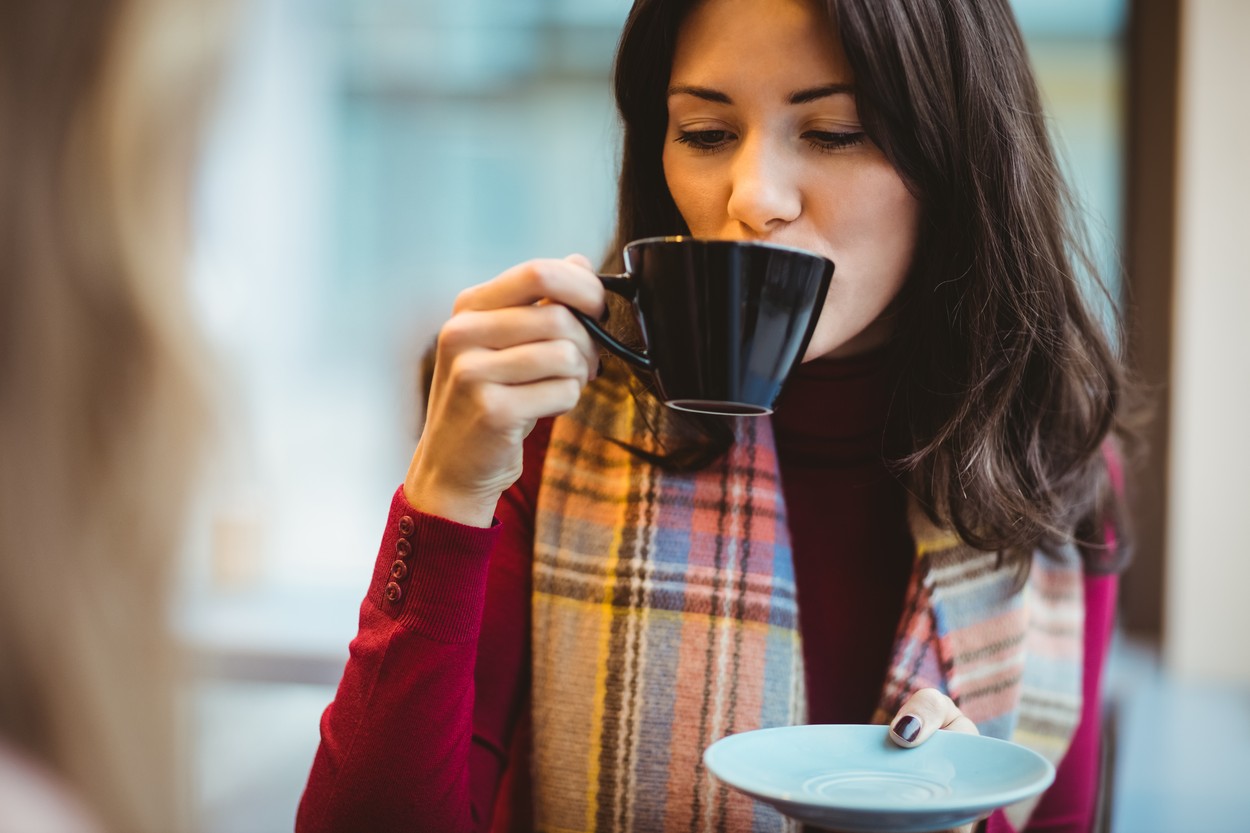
[178,0,1250,830]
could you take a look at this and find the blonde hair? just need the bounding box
[0,1,227,830]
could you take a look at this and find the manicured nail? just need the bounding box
[892,714,922,744]
[597,359,604,377]
[599,305,611,323]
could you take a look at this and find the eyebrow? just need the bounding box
[789,83,855,104]
[666,83,855,105]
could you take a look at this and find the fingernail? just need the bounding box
[598,305,611,324]
[892,714,922,744]
[596,358,604,378]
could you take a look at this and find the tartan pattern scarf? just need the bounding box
[532,379,1084,832]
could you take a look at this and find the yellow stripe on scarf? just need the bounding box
[585,478,626,829]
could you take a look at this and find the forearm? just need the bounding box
[296,490,500,833]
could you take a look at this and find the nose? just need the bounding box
[725,135,801,236]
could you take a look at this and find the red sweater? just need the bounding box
[297,353,1117,833]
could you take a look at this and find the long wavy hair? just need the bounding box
[602,0,1133,569]
[0,1,225,829]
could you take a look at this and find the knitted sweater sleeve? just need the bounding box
[295,420,551,833]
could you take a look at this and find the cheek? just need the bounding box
[866,188,920,297]
[802,166,919,358]
[827,164,919,266]
[662,151,722,234]
[823,170,919,310]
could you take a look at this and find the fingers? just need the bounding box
[405,254,605,527]
[437,304,598,377]
[493,376,586,422]
[454,256,606,321]
[447,340,594,390]
[437,373,586,432]
[888,688,979,749]
[888,690,984,833]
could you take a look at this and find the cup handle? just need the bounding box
[566,274,653,371]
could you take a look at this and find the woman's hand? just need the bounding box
[889,688,983,833]
[404,254,605,527]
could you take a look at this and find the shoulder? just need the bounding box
[0,742,102,833]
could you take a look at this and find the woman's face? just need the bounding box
[663,0,920,360]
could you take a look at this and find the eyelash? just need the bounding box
[674,129,866,154]
[805,130,867,152]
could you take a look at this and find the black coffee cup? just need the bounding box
[569,237,834,416]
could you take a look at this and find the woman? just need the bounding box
[298,0,1129,831]
[0,1,223,830]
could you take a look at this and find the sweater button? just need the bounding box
[397,515,415,537]
[384,581,402,603]
[395,538,411,558]
[390,560,408,581]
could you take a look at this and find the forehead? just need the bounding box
[671,0,852,84]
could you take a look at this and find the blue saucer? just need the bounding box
[703,724,1055,832]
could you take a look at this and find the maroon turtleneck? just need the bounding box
[772,349,915,724]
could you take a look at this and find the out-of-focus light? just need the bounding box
[1011,0,1126,38]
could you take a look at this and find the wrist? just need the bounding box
[403,456,498,529]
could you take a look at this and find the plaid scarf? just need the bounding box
[532,378,1084,832]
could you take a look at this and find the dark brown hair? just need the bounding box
[603,0,1133,568]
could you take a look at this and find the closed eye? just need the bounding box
[803,130,866,152]
[675,129,866,155]
[674,129,736,153]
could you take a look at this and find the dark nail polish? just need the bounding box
[892,714,922,743]
[597,358,604,377]
[599,305,611,324]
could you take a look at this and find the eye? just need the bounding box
[803,130,867,152]
[674,129,736,153]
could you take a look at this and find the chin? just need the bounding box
[800,321,846,362]
[804,322,888,362]
[800,339,836,363]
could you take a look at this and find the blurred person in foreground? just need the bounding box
[0,1,226,831]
